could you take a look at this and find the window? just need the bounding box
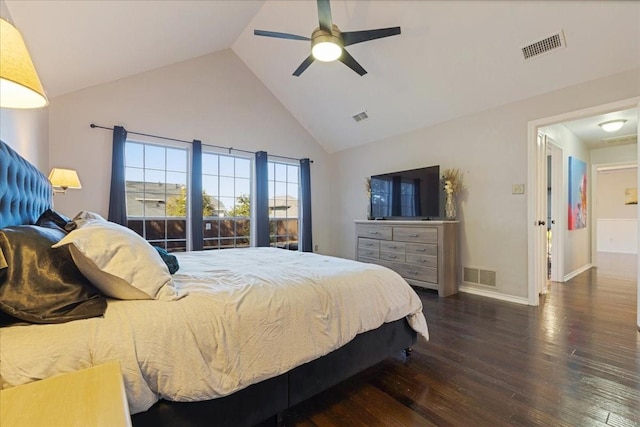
[125,141,189,252]
[268,161,299,250]
[123,141,301,252]
[202,151,252,250]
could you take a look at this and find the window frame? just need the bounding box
[267,158,301,250]
[201,148,254,250]
[124,138,192,252]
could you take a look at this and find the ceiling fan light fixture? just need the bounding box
[312,41,342,62]
[311,26,343,62]
[599,119,626,133]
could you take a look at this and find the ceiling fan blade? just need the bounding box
[293,55,315,76]
[342,27,402,46]
[339,50,367,76]
[317,0,333,33]
[254,30,310,41]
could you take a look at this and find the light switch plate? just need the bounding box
[512,184,525,194]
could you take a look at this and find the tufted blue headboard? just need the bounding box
[0,140,52,229]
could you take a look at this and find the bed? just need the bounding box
[0,139,428,426]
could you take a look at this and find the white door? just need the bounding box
[534,133,549,295]
[548,140,564,282]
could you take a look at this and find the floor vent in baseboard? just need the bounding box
[463,267,497,287]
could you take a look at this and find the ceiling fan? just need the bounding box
[254,0,401,76]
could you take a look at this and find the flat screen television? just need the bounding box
[369,165,441,220]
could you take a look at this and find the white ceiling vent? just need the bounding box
[522,31,566,60]
[601,134,638,145]
[352,111,369,123]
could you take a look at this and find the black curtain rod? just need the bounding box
[90,123,312,163]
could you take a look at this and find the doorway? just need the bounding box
[592,164,638,280]
[527,96,640,307]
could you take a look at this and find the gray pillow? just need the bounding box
[0,225,106,324]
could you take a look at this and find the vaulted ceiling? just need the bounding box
[5,0,639,153]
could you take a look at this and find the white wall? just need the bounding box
[0,108,49,171]
[596,167,638,253]
[591,143,638,164]
[329,68,640,300]
[541,124,591,277]
[48,49,332,253]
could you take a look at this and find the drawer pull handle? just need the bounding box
[409,233,419,237]
[369,231,380,235]
[389,245,397,249]
[408,270,419,275]
[366,243,373,246]
[416,248,426,252]
[389,255,397,259]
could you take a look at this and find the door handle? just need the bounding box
[537,220,546,226]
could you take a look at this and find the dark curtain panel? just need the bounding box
[255,151,270,247]
[299,158,313,252]
[108,125,128,225]
[191,140,203,251]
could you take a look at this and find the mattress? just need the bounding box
[0,248,428,414]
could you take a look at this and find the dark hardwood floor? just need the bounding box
[280,269,640,426]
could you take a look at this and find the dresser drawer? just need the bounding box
[380,241,405,252]
[356,224,392,240]
[395,263,437,284]
[358,247,380,259]
[406,253,437,268]
[393,227,437,243]
[406,243,437,256]
[380,251,405,263]
[358,238,380,250]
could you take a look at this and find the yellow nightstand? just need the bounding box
[0,361,131,427]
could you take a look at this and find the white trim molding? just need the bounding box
[458,285,530,306]
[563,263,593,282]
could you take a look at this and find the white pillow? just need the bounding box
[72,211,107,228]
[53,220,179,301]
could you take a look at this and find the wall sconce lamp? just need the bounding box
[0,17,48,109]
[598,119,626,133]
[48,168,82,194]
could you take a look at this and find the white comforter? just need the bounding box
[0,248,428,414]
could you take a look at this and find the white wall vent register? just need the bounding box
[522,31,566,60]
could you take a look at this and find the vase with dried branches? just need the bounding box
[442,168,464,220]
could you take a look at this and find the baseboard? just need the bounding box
[563,263,592,282]
[458,285,529,305]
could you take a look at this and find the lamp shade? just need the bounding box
[0,18,48,109]
[48,168,82,190]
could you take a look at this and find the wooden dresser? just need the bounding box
[355,220,459,297]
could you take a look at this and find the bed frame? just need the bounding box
[0,140,417,426]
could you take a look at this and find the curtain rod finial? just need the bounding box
[90,123,96,128]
